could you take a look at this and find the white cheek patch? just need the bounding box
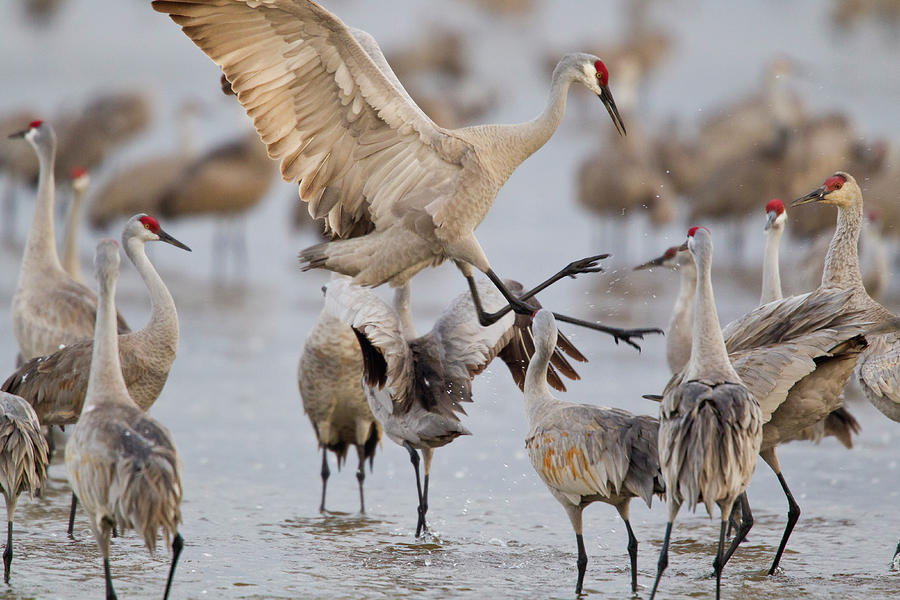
[581,63,595,79]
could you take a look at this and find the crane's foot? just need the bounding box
[551,314,664,352]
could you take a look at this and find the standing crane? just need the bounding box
[8,120,129,363]
[793,172,900,567]
[325,259,595,536]
[65,239,183,600]
[3,214,190,534]
[0,391,49,584]
[299,275,381,513]
[649,227,763,600]
[152,0,662,349]
[522,309,664,594]
[61,167,90,285]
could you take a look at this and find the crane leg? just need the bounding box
[623,519,639,594]
[712,519,727,600]
[3,521,12,583]
[467,267,662,351]
[649,521,672,600]
[104,557,117,600]
[575,533,588,595]
[163,532,183,600]
[319,449,330,513]
[892,539,900,569]
[403,442,426,538]
[356,446,366,515]
[67,493,78,538]
[769,471,800,574]
[418,448,433,537]
[718,493,753,569]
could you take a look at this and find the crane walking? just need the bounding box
[523,309,663,594]
[152,0,662,349]
[4,214,190,534]
[65,239,183,600]
[649,227,763,600]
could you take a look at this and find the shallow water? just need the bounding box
[1,0,899,598]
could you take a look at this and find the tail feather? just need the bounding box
[111,450,182,553]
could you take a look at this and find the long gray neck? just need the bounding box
[821,200,864,290]
[667,260,696,374]
[501,65,573,169]
[125,237,178,339]
[523,327,555,424]
[760,225,784,304]
[22,140,63,275]
[61,185,86,282]
[393,283,417,340]
[684,251,739,383]
[85,266,130,407]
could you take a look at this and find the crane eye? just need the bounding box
[144,223,151,230]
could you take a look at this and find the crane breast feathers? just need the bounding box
[324,279,413,402]
[153,0,471,236]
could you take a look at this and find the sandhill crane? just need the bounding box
[151,0,662,348]
[639,222,869,574]
[8,120,129,363]
[761,199,786,304]
[0,391,49,583]
[325,261,594,536]
[62,167,90,284]
[522,309,664,594]
[792,172,900,424]
[2,214,189,533]
[649,226,763,600]
[299,276,381,513]
[65,239,183,600]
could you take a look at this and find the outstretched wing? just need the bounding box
[324,277,414,402]
[153,0,475,238]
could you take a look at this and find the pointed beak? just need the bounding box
[158,228,191,251]
[599,85,627,136]
[791,186,826,207]
[633,254,666,271]
[764,211,778,231]
[7,128,28,139]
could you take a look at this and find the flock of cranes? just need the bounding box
[0,0,898,598]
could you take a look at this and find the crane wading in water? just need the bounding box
[152,0,662,350]
[649,227,763,600]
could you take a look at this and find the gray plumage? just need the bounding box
[299,277,381,513]
[3,214,188,426]
[10,121,129,363]
[650,228,762,600]
[65,240,183,600]
[523,309,663,594]
[325,276,585,535]
[0,391,49,583]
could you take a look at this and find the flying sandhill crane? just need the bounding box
[65,239,183,600]
[522,309,664,595]
[0,391,49,583]
[792,172,900,424]
[62,167,90,284]
[649,226,763,600]
[325,262,594,536]
[152,0,662,349]
[2,214,190,533]
[8,120,129,363]
[299,275,381,513]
